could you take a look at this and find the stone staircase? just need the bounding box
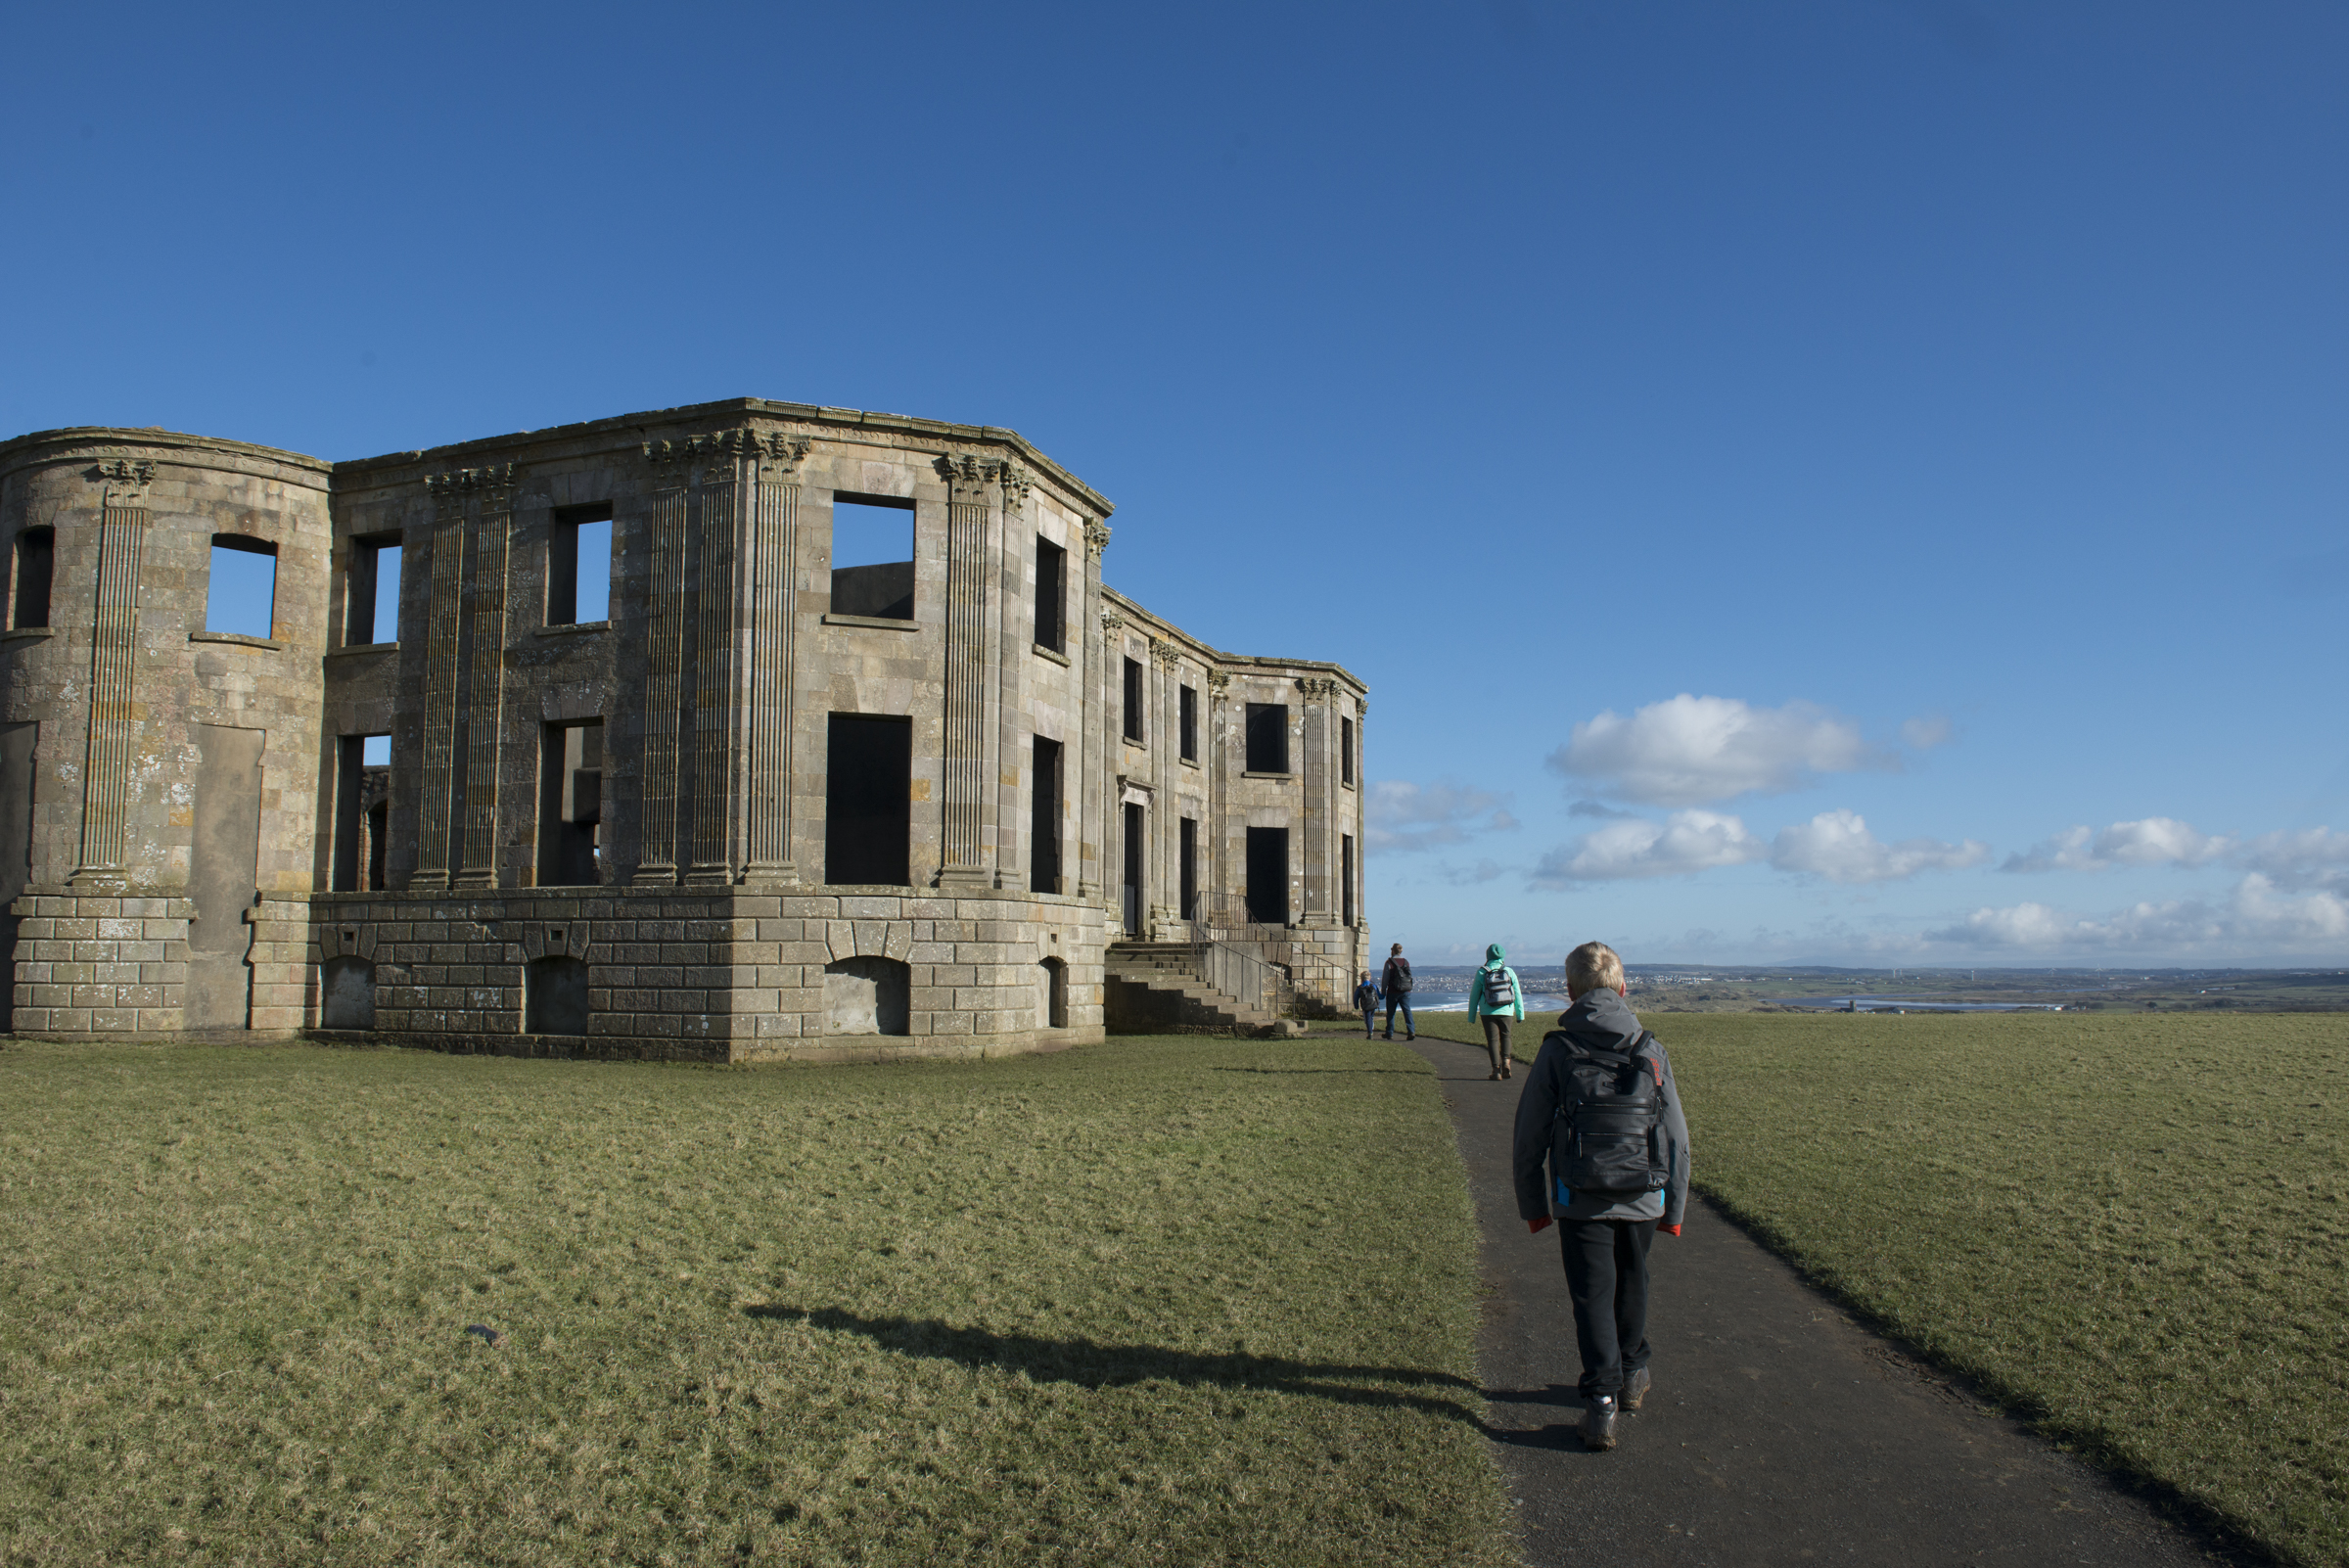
[1103,942,1303,1038]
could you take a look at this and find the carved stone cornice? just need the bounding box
[1082,518,1112,560]
[644,428,805,484]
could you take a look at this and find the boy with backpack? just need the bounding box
[1466,943,1526,1081]
[1352,970,1380,1038]
[1510,941,1690,1452]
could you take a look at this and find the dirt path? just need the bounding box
[1401,1032,2232,1567]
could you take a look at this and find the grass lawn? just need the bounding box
[1413,1003,2349,1566]
[0,1034,1517,1567]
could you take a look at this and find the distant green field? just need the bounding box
[0,1036,1514,1568]
[1417,1005,2349,1565]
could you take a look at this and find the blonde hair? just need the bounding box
[1565,941,1625,995]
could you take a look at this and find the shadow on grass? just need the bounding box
[747,1304,1485,1423]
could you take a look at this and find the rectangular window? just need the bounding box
[1245,703,1289,774]
[536,719,604,886]
[830,493,915,620]
[1341,715,1355,785]
[1342,834,1355,927]
[1122,801,1145,934]
[826,714,912,885]
[1179,685,1198,762]
[345,532,399,645]
[1035,535,1066,652]
[1245,825,1290,925]
[1031,736,1063,894]
[1123,658,1144,742]
[12,529,53,630]
[547,503,613,625]
[331,734,393,892]
[206,535,277,638]
[1179,816,1198,921]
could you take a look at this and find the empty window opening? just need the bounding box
[345,532,400,644]
[332,734,392,891]
[826,714,912,886]
[12,529,53,630]
[207,535,277,638]
[1341,715,1356,785]
[1031,736,1063,895]
[537,719,604,886]
[526,954,591,1036]
[1035,535,1066,652]
[1122,802,1145,935]
[1342,834,1356,927]
[1039,956,1068,1030]
[1123,658,1144,742]
[1179,685,1198,762]
[1246,826,1290,925]
[829,493,914,620]
[548,503,613,625]
[1179,816,1198,922]
[320,955,377,1031]
[825,955,909,1036]
[1245,703,1290,774]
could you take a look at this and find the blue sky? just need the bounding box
[6,2,2343,968]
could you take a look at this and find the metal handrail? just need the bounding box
[1183,929,1296,1017]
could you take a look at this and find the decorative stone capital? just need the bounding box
[426,463,518,512]
[1151,639,1183,670]
[759,433,812,478]
[936,452,1000,504]
[1099,608,1127,633]
[90,458,156,502]
[1296,676,1340,700]
[1205,669,1231,693]
[1082,518,1112,560]
[1355,698,1368,720]
[998,463,1032,517]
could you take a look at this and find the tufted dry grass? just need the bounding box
[0,1034,1515,1567]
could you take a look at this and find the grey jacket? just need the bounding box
[1510,989,1692,1226]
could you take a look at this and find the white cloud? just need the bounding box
[2236,827,2349,892]
[1441,858,1507,885]
[1902,713,1954,749]
[1547,695,1893,807]
[2001,817,2234,873]
[1532,810,1766,886]
[1929,876,2348,956]
[1364,780,1517,854]
[1769,808,1990,884]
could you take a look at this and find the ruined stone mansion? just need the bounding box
[0,399,1369,1060]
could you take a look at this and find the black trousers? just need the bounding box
[1559,1217,1657,1398]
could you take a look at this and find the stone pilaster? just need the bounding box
[937,454,994,890]
[635,440,691,883]
[1296,676,1340,927]
[412,469,473,889]
[1077,522,1110,899]
[69,460,153,890]
[745,435,807,887]
[1098,605,1127,921]
[687,438,743,887]
[1206,669,1231,917]
[993,466,1031,891]
[1149,638,1182,936]
[455,464,516,888]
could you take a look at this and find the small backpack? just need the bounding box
[1483,966,1516,1009]
[1549,1031,1669,1195]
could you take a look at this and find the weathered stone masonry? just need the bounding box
[0,399,1368,1060]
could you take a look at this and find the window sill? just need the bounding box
[535,621,611,638]
[191,631,282,651]
[328,640,397,658]
[1341,778,1355,790]
[1242,770,1293,781]
[1123,735,1147,750]
[1032,642,1070,668]
[1178,755,1200,769]
[1,626,55,644]
[824,613,920,632]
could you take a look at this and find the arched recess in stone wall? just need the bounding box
[1038,956,1068,1030]
[320,955,376,1030]
[824,955,909,1037]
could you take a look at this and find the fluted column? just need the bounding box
[744,434,808,886]
[69,460,153,889]
[1149,638,1182,936]
[412,468,475,889]
[937,454,995,890]
[686,439,744,887]
[1296,676,1340,926]
[1077,521,1110,899]
[1206,669,1231,920]
[634,441,692,883]
[454,465,516,888]
[993,466,1032,891]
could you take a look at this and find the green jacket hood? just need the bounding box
[1485,944,1506,964]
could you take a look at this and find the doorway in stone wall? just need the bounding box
[1245,825,1290,926]
[1122,803,1144,936]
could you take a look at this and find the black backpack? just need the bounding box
[1549,1031,1670,1195]
[1387,959,1413,993]
[1483,966,1516,1008]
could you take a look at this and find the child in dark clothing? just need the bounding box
[1352,971,1379,1038]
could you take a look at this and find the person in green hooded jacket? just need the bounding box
[1466,943,1526,1081]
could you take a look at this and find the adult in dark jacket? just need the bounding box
[1510,941,1690,1452]
[1378,944,1414,1040]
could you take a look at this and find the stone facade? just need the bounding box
[1,400,1367,1061]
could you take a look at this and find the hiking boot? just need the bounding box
[1622,1366,1650,1412]
[1580,1395,1618,1451]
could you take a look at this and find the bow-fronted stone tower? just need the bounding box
[0,400,1368,1060]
